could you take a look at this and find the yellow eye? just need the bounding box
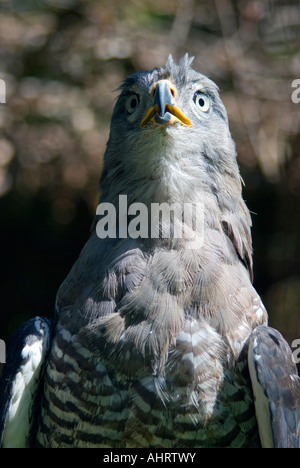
[125,94,140,114]
[193,92,210,113]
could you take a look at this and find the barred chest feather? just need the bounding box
[36,233,266,448]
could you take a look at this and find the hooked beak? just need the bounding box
[140,80,192,128]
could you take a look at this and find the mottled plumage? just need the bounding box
[1,55,299,448]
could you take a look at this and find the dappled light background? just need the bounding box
[0,0,300,355]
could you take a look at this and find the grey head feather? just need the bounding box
[165,53,196,83]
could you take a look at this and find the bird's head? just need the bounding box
[102,54,241,207]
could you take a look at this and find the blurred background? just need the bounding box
[0,0,299,357]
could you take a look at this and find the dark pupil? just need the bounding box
[198,97,205,107]
[131,97,137,108]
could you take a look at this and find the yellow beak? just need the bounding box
[140,80,192,128]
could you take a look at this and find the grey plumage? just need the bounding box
[1,54,299,448]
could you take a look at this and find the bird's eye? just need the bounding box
[193,92,210,113]
[125,94,140,114]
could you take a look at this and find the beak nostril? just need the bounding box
[170,87,176,98]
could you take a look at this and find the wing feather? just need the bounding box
[248,325,300,448]
[0,317,53,448]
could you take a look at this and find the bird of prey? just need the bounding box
[1,55,299,448]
